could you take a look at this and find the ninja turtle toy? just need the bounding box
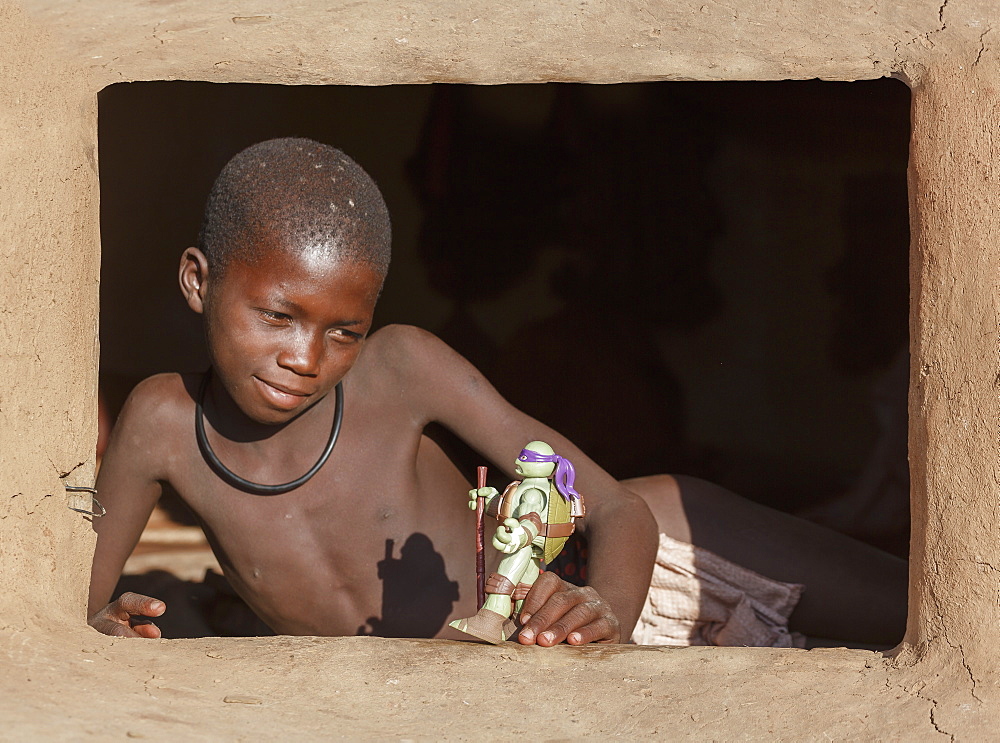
[449,440,585,644]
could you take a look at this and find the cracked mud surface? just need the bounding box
[0,629,954,740]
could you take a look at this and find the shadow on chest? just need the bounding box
[357,533,460,638]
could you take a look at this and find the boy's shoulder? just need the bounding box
[355,324,488,419]
[116,372,199,437]
[104,373,199,480]
[358,324,457,380]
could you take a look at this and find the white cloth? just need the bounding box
[631,533,805,648]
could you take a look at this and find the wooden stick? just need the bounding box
[476,465,487,610]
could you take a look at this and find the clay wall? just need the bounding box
[2,0,999,735]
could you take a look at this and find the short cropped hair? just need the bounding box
[198,138,391,275]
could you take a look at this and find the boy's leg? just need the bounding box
[622,474,908,647]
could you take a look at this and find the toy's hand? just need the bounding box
[467,486,498,511]
[88,592,166,638]
[515,572,621,646]
[493,517,528,553]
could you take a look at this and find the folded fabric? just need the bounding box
[631,533,805,648]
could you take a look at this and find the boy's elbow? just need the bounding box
[590,489,658,537]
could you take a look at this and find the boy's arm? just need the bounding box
[381,326,659,644]
[88,377,174,637]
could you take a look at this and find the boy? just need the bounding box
[89,138,906,647]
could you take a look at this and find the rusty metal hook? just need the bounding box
[65,484,105,518]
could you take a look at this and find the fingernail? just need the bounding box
[150,601,164,612]
[520,612,532,624]
[568,632,582,644]
[540,631,555,644]
[520,628,535,642]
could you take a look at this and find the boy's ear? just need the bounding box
[179,247,210,314]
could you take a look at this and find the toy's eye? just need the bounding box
[519,455,527,461]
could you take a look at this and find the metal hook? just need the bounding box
[65,485,105,518]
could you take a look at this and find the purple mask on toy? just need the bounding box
[517,448,581,503]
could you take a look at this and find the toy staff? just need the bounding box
[452,440,585,644]
[475,465,487,609]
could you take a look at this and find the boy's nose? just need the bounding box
[276,332,324,376]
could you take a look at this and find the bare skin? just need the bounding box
[88,242,657,645]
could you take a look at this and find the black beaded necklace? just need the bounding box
[195,370,344,495]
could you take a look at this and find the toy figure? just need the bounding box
[449,440,585,644]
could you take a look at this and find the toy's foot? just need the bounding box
[502,615,523,641]
[449,607,513,645]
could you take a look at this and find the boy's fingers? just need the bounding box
[566,618,619,646]
[528,601,605,647]
[91,618,144,638]
[518,571,561,619]
[517,576,622,646]
[518,586,585,644]
[129,620,163,639]
[114,592,166,618]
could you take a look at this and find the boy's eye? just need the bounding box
[258,309,291,323]
[329,328,364,343]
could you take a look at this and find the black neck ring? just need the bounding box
[195,370,343,495]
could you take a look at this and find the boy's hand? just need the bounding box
[467,486,497,510]
[88,592,166,638]
[515,572,621,646]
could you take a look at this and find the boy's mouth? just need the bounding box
[252,376,312,410]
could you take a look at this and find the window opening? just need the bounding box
[98,79,910,641]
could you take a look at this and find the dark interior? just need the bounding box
[98,79,910,564]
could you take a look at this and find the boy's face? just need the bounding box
[191,242,383,426]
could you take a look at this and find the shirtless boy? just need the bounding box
[88,138,907,647]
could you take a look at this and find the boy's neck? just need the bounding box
[202,370,337,445]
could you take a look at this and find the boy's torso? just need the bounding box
[144,328,480,637]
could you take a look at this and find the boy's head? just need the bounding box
[180,138,391,425]
[198,137,391,277]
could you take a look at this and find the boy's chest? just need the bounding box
[161,386,479,633]
[169,431,476,635]
[167,405,473,580]
[174,432,422,544]
[173,384,420,518]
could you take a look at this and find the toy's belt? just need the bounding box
[541,522,576,539]
[505,515,576,539]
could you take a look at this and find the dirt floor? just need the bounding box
[2,628,940,740]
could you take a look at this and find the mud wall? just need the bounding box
[0,5,99,627]
[2,0,999,734]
